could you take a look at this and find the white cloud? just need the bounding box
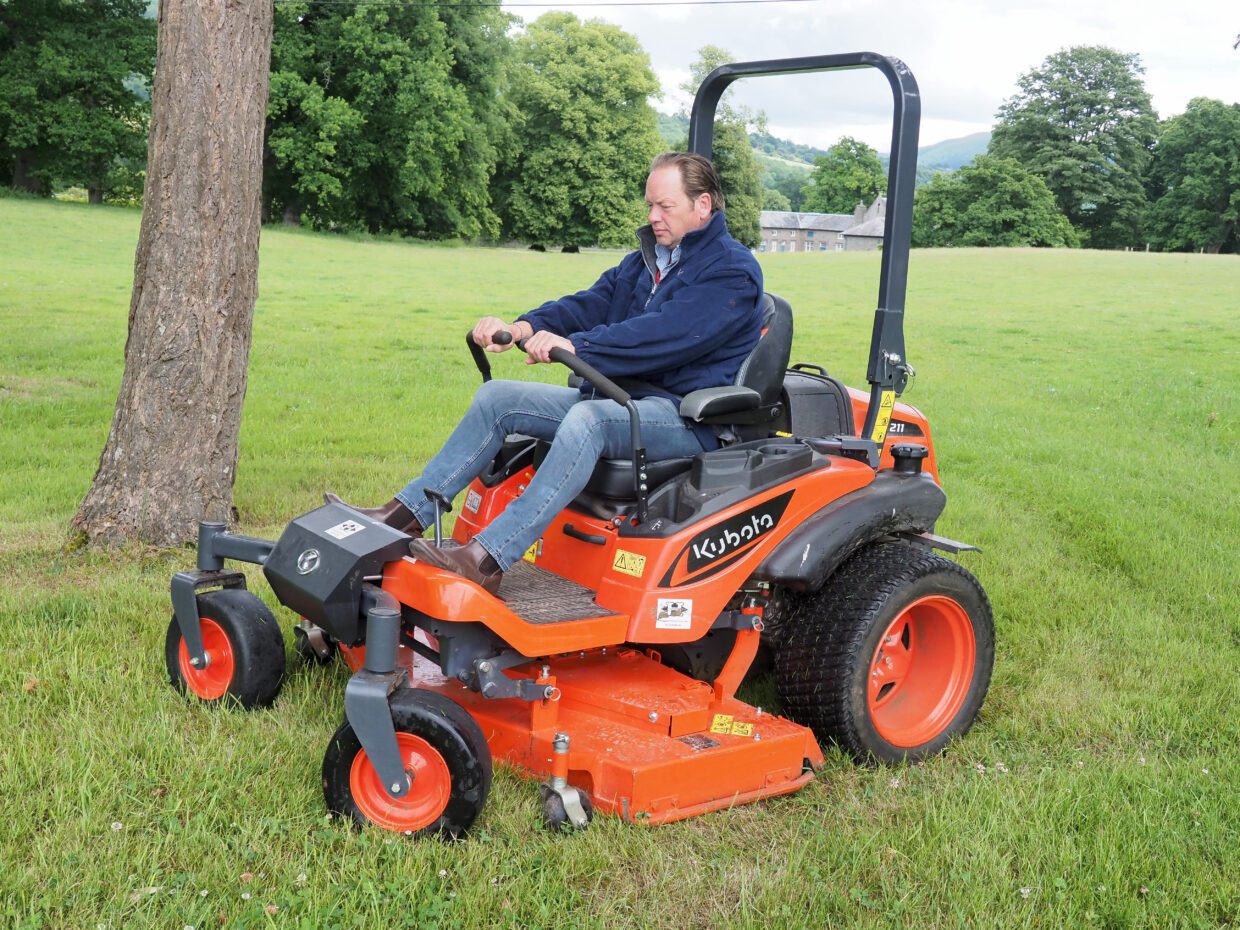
[505,0,1240,149]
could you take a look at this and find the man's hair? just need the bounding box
[650,152,725,213]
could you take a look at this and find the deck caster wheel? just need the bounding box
[322,688,492,838]
[294,620,337,667]
[541,785,593,832]
[164,588,286,709]
[776,542,994,764]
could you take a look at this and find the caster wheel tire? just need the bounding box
[165,588,286,709]
[294,621,337,667]
[776,542,994,764]
[542,788,593,832]
[323,688,492,838]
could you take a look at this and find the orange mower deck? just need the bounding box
[342,642,823,825]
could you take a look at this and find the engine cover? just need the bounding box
[263,503,411,644]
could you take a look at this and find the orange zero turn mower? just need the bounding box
[166,53,994,838]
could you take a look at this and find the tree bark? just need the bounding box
[73,0,274,546]
[88,187,104,204]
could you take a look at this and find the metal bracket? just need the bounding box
[475,653,557,702]
[170,569,247,668]
[899,530,981,554]
[343,670,410,799]
[343,604,411,799]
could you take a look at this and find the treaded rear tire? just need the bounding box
[775,542,994,764]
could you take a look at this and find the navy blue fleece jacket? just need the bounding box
[517,211,763,449]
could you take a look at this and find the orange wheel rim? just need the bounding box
[177,617,234,700]
[350,732,452,832]
[867,595,976,748]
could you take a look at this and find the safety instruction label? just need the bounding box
[655,598,692,629]
[522,540,541,563]
[870,390,896,443]
[612,549,647,578]
[464,489,482,513]
[710,714,755,737]
[325,520,365,540]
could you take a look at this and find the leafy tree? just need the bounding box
[681,45,763,247]
[265,0,511,238]
[497,13,663,248]
[911,154,1078,248]
[1144,98,1240,254]
[0,0,155,201]
[763,187,791,211]
[800,137,885,214]
[989,46,1157,249]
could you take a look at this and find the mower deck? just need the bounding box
[348,643,823,825]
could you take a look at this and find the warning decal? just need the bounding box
[613,549,647,578]
[709,714,755,737]
[464,489,483,513]
[870,390,896,443]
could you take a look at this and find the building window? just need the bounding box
[806,230,814,239]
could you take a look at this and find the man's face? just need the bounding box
[645,165,712,248]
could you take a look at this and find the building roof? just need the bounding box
[759,210,855,232]
[842,217,886,239]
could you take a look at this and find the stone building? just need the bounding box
[759,197,886,253]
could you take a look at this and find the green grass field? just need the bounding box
[1,197,1237,929]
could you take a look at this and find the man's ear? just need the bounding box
[696,193,712,219]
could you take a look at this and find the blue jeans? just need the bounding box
[396,380,706,569]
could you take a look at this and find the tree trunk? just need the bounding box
[282,202,300,225]
[13,150,42,194]
[88,187,104,204]
[73,0,274,546]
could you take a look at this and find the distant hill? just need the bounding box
[654,111,989,199]
[916,131,991,171]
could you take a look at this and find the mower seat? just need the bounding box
[575,293,795,514]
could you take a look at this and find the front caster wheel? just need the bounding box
[776,542,995,764]
[322,688,492,838]
[164,588,286,709]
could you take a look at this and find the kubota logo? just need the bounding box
[296,548,321,574]
[660,491,794,587]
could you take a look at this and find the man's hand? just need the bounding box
[523,331,576,364]
[472,316,532,352]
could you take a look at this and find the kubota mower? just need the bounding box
[166,53,994,837]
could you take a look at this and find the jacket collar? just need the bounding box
[636,210,729,278]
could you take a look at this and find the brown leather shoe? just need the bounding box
[408,538,502,595]
[323,492,424,536]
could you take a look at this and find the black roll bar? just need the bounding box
[688,52,921,446]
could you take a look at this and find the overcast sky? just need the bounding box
[501,0,1240,151]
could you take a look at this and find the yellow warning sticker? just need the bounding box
[870,390,896,443]
[730,721,754,737]
[612,549,647,578]
[710,714,734,735]
[522,541,540,564]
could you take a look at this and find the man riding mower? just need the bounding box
[164,52,994,838]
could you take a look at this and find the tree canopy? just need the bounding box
[496,12,663,248]
[1144,98,1240,254]
[912,154,1078,248]
[265,0,511,238]
[989,46,1157,249]
[0,0,155,200]
[800,137,885,214]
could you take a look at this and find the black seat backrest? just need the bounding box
[735,293,793,404]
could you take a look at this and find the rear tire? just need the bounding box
[775,542,994,764]
[322,688,492,838]
[164,588,286,709]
